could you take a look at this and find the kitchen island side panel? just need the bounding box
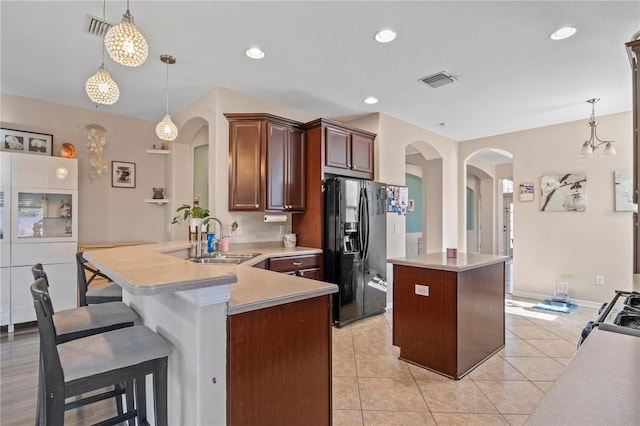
[456,262,505,377]
[227,294,332,426]
[392,265,458,377]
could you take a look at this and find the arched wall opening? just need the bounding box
[169,116,210,241]
[404,141,444,255]
[462,148,513,256]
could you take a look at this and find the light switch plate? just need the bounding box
[394,224,401,234]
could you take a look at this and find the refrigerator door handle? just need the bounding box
[362,187,370,260]
[358,185,365,258]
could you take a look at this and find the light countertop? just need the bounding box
[387,252,509,272]
[526,327,640,425]
[84,240,337,315]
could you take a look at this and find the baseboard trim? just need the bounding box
[511,290,603,309]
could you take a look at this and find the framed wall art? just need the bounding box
[519,182,534,202]
[0,128,53,156]
[614,170,637,212]
[540,173,586,212]
[112,161,136,188]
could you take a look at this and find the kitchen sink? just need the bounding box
[188,253,261,265]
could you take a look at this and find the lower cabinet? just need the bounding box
[269,253,323,280]
[227,295,332,425]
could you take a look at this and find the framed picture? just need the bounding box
[0,128,53,156]
[408,199,415,211]
[614,170,637,212]
[540,173,586,212]
[112,161,136,188]
[519,182,534,202]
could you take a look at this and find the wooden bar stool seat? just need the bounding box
[30,278,171,426]
[76,252,123,306]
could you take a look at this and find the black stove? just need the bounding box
[578,291,640,347]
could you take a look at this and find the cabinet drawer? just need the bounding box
[269,254,321,273]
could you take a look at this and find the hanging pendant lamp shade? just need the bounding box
[156,54,178,141]
[86,64,120,105]
[104,3,148,67]
[156,114,178,141]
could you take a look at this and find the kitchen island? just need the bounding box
[388,252,508,379]
[85,241,337,426]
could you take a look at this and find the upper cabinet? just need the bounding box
[306,118,375,180]
[226,113,305,212]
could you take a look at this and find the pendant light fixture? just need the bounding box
[578,98,616,159]
[104,0,148,67]
[86,0,120,105]
[155,54,178,141]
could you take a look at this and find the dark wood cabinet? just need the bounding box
[392,261,505,379]
[269,253,323,280]
[308,118,375,179]
[227,295,332,426]
[292,119,376,249]
[227,119,264,211]
[226,113,305,212]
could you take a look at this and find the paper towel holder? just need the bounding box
[263,214,288,223]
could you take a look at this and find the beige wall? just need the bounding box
[1,93,169,244]
[460,112,634,303]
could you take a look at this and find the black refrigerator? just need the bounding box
[323,177,388,327]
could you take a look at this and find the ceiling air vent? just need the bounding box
[83,14,113,38]
[420,72,457,88]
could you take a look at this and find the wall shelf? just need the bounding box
[144,199,170,205]
[145,149,170,155]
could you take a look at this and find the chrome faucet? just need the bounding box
[196,216,224,257]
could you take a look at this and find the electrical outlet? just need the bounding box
[595,275,605,285]
[394,224,401,234]
[415,284,429,296]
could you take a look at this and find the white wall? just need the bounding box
[460,112,634,303]
[1,94,168,244]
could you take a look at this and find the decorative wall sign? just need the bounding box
[614,170,637,212]
[519,182,534,202]
[112,161,136,188]
[540,173,586,212]
[0,128,53,156]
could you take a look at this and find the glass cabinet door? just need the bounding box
[13,190,76,241]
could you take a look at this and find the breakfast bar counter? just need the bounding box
[388,252,508,379]
[84,241,337,426]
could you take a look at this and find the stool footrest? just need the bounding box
[64,385,125,410]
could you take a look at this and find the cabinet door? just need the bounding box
[286,127,305,211]
[324,126,350,169]
[351,133,373,176]
[0,267,10,326]
[265,122,287,211]
[229,121,264,210]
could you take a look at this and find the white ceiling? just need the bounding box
[1,1,638,142]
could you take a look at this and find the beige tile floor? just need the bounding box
[332,296,598,426]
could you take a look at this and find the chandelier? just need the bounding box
[155,55,178,141]
[86,0,119,105]
[104,0,148,67]
[578,98,616,159]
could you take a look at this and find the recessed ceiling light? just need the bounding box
[374,29,396,43]
[550,26,576,40]
[363,97,378,105]
[245,47,265,59]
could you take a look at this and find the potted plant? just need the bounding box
[171,204,211,233]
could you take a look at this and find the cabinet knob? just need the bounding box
[299,271,304,277]
[255,204,259,208]
[352,165,357,169]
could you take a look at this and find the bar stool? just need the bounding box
[31,264,138,342]
[31,264,140,425]
[30,278,171,426]
[76,252,122,306]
